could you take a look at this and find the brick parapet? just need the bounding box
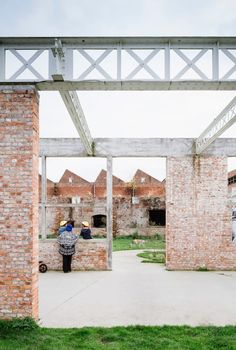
[0,87,39,319]
[39,239,108,271]
[166,156,236,270]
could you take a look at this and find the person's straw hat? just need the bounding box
[60,220,67,227]
[82,221,89,227]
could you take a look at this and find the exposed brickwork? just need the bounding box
[40,196,165,237]
[39,197,72,234]
[39,239,108,270]
[38,175,55,200]
[39,168,166,236]
[0,86,39,318]
[166,156,236,270]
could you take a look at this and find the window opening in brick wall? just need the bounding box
[93,214,107,228]
[149,209,166,226]
[228,175,236,185]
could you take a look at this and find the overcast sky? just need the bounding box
[1,0,236,182]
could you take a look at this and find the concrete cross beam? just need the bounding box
[40,137,236,157]
[59,90,93,155]
[52,74,93,155]
[195,96,236,154]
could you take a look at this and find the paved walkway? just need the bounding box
[39,250,236,328]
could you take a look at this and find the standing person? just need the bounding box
[58,220,67,235]
[57,224,77,273]
[80,221,92,240]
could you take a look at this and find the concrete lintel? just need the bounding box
[0,84,37,91]
[40,138,87,157]
[40,138,236,157]
[1,80,236,91]
[36,80,236,91]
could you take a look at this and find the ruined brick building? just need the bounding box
[39,168,166,236]
[39,167,236,237]
[2,36,236,321]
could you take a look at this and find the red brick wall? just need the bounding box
[135,186,165,197]
[57,184,93,197]
[0,86,39,319]
[38,175,55,201]
[39,239,108,270]
[166,156,236,270]
[39,197,72,235]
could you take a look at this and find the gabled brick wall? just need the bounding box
[38,168,166,236]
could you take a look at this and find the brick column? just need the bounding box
[166,156,236,270]
[0,86,39,319]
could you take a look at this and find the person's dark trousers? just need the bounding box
[63,255,72,272]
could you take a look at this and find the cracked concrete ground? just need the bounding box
[39,250,236,328]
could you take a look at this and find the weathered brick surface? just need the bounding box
[39,196,165,237]
[166,156,236,270]
[38,166,166,237]
[0,86,39,319]
[39,239,108,270]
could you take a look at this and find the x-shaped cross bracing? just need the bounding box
[7,49,45,80]
[77,49,113,80]
[221,49,236,79]
[173,49,209,80]
[125,49,161,80]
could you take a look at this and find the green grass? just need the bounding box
[1,319,236,350]
[113,235,165,252]
[137,250,166,264]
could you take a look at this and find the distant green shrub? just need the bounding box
[132,230,139,239]
[197,266,209,272]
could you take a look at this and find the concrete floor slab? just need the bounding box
[39,250,236,328]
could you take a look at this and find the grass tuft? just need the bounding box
[0,317,39,332]
[137,250,166,264]
[113,235,165,252]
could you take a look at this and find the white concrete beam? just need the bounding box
[195,96,236,154]
[40,138,236,157]
[51,72,93,155]
[36,80,236,91]
[59,90,93,155]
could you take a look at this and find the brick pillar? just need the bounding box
[0,86,39,319]
[166,156,236,270]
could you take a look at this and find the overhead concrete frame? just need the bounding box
[1,36,236,320]
[39,137,236,267]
